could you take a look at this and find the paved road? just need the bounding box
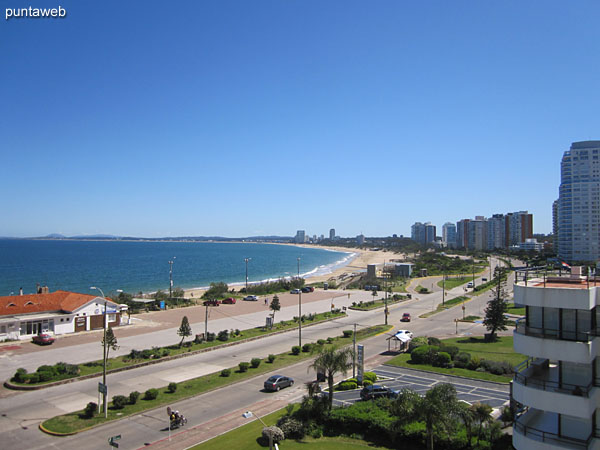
[0,256,516,449]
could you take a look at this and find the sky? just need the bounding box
[2,1,599,238]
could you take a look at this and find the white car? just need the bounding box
[395,330,413,339]
[467,282,474,288]
[243,295,259,301]
[290,289,301,294]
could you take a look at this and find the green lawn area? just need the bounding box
[349,296,407,311]
[386,336,524,383]
[419,296,468,318]
[191,406,389,450]
[437,276,474,290]
[41,325,392,435]
[507,303,525,315]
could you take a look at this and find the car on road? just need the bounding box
[221,297,236,304]
[301,286,314,293]
[482,277,487,282]
[263,375,294,391]
[32,333,55,345]
[290,289,301,294]
[243,295,259,301]
[203,299,220,306]
[467,282,474,288]
[360,384,399,401]
[395,329,413,339]
[401,313,411,322]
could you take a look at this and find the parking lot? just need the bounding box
[333,365,510,409]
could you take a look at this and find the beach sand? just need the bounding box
[183,245,404,298]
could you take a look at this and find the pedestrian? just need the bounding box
[265,297,268,305]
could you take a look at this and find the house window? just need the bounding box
[108,314,116,322]
[0,325,6,334]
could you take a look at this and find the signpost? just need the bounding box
[108,434,121,448]
[98,382,107,413]
[356,344,364,384]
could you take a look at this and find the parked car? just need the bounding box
[360,384,399,401]
[32,333,55,345]
[482,277,487,282]
[203,299,220,306]
[467,282,474,288]
[401,313,411,322]
[243,295,259,301]
[395,329,413,339]
[222,297,236,304]
[301,287,311,293]
[263,375,294,391]
[290,289,301,294]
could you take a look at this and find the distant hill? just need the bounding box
[26,234,294,243]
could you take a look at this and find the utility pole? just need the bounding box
[205,304,209,338]
[297,257,302,348]
[472,256,476,289]
[168,257,175,300]
[442,270,446,306]
[91,286,108,418]
[383,262,388,326]
[352,323,357,378]
[244,258,250,293]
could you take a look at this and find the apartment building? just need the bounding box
[512,267,599,449]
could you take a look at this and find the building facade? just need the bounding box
[442,222,457,248]
[558,141,600,262]
[329,228,335,240]
[411,222,436,246]
[512,267,599,449]
[295,230,306,244]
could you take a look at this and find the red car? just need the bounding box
[32,333,55,345]
[401,313,411,322]
[203,299,220,306]
[222,297,236,304]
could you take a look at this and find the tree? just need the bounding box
[309,347,353,410]
[172,287,184,298]
[483,267,509,339]
[457,401,475,447]
[471,402,493,443]
[101,326,119,360]
[269,295,281,323]
[177,316,192,347]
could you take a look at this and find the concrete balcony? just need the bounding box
[513,361,599,419]
[514,322,598,364]
[513,409,598,450]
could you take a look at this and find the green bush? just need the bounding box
[291,346,301,355]
[221,368,231,377]
[327,337,334,344]
[337,381,358,390]
[238,362,250,372]
[83,402,97,418]
[302,343,314,353]
[251,358,261,368]
[434,351,452,368]
[12,368,27,383]
[317,339,326,346]
[27,373,40,383]
[129,391,140,404]
[37,365,57,375]
[141,349,153,359]
[410,345,439,365]
[343,330,353,338]
[38,371,54,382]
[453,351,472,368]
[439,345,459,359]
[362,380,373,387]
[167,382,177,393]
[112,395,128,409]
[408,336,428,353]
[362,372,377,383]
[144,388,159,400]
[217,330,229,341]
[468,356,482,370]
[267,354,276,363]
[427,337,441,346]
[206,332,216,342]
[277,416,305,439]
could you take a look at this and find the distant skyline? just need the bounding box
[3,1,599,238]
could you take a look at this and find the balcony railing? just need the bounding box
[515,319,593,342]
[515,414,594,449]
[514,268,600,289]
[513,359,595,397]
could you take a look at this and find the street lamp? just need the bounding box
[90,286,108,418]
[168,257,176,300]
[297,257,302,348]
[245,258,251,293]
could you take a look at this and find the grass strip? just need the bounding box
[11,311,345,387]
[386,336,524,383]
[419,296,469,318]
[41,324,392,435]
[506,303,525,315]
[348,296,407,311]
[437,276,475,290]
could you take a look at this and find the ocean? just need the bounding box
[0,240,353,297]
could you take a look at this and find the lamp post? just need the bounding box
[245,258,251,293]
[297,257,302,348]
[168,257,176,300]
[90,286,108,418]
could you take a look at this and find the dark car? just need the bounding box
[203,299,220,306]
[401,313,411,322]
[360,384,399,401]
[263,375,294,391]
[32,333,55,345]
[222,297,236,304]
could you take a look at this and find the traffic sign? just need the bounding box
[98,382,107,395]
[108,435,121,448]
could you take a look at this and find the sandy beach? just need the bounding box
[183,245,404,298]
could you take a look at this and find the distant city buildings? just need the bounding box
[294,230,306,243]
[442,222,456,248]
[557,140,600,262]
[356,234,365,245]
[329,228,336,240]
[411,222,436,246]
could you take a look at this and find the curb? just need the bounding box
[381,363,510,386]
[5,313,346,391]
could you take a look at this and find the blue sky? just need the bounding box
[2,1,599,238]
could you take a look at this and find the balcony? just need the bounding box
[514,321,598,364]
[513,409,597,450]
[513,359,599,418]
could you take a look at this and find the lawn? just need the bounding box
[41,325,392,434]
[437,276,474,290]
[192,406,389,450]
[386,336,524,383]
[419,296,468,318]
[507,303,525,315]
[349,296,407,311]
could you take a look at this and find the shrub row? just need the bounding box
[12,362,80,384]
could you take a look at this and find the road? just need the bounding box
[0,256,516,449]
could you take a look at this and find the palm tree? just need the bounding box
[457,401,475,447]
[309,347,353,410]
[420,384,459,450]
[471,402,493,444]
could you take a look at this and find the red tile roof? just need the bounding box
[0,290,113,316]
